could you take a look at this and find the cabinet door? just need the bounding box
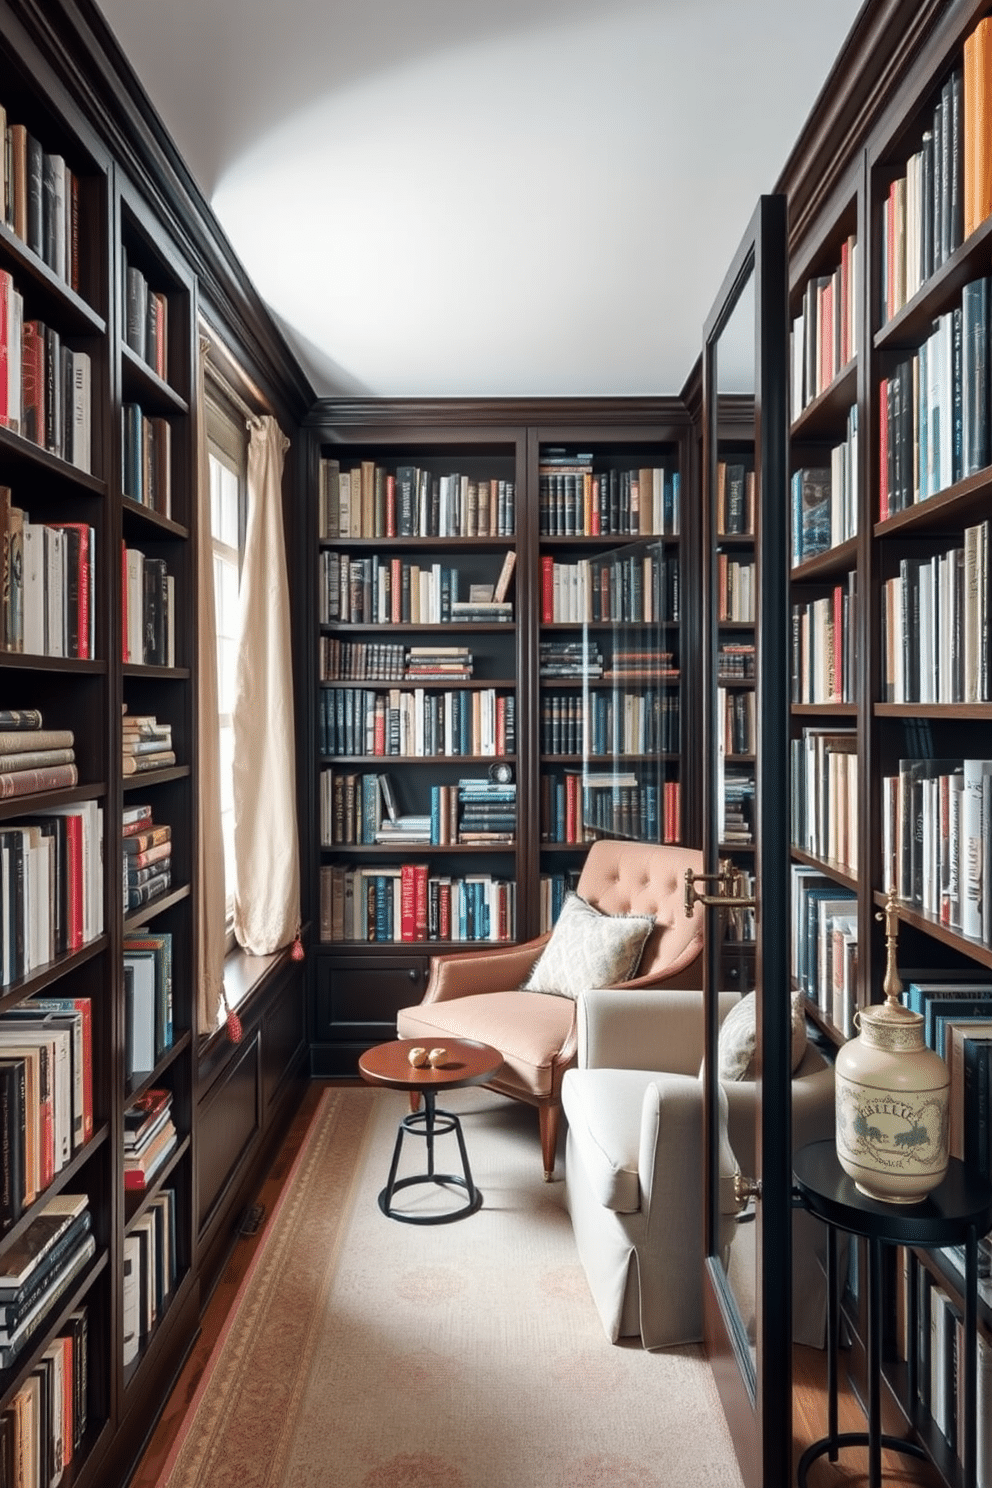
[700,194,792,1488]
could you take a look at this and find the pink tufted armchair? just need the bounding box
[396,839,705,1179]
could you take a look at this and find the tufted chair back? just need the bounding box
[576,839,705,987]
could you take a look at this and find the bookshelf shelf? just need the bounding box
[790,359,857,439]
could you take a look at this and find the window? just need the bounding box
[205,384,247,943]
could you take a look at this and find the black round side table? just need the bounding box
[793,1140,992,1488]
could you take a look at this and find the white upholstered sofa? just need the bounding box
[561,986,836,1350]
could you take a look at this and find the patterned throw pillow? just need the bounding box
[523,892,655,1001]
[716,989,808,1081]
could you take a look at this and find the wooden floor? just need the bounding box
[130,1080,940,1488]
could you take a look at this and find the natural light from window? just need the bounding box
[208,447,241,926]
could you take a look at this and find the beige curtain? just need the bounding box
[232,414,300,953]
[195,335,228,1033]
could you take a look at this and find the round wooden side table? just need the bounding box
[793,1140,992,1488]
[358,1037,503,1224]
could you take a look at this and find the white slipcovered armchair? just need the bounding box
[561,986,836,1350]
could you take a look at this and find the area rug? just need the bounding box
[155,1085,744,1488]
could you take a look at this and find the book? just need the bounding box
[0,1194,88,1290]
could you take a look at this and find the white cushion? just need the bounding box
[716,990,807,1081]
[523,892,654,1001]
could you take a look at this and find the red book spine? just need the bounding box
[400,863,415,941]
[565,772,579,843]
[0,763,78,797]
[21,318,44,445]
[413,864,428,942]
[65,814,84,950]
[439,882,451,941]
[879,377,890,521]
[541,555,554,623]
[385,474,396,538]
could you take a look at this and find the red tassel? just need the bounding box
[226,1007,243,1043]
[291,925,304,961]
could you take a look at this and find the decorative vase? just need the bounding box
[834,893,949,1203]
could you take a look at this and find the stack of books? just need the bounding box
[457,778,516,843]
[0,708,76,798]
[0,1195,94,1370]
[404,646,473,679]
[123,1088,177,1191]
[122,805,172,912]
[539,640,604,678]
[122,711,175,775]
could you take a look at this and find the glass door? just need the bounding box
[699,195,792,1488]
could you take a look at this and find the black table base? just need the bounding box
[378,1090,483,1224]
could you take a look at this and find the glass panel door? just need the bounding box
[700,194,792,1488]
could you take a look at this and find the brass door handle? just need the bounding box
[684,861,757,915]
[733,1172,761,1206]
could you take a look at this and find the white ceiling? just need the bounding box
[95,0,865,401]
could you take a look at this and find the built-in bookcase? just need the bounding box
[306,404,694,1073]
[114,180,196,1399]
[535,433,685,931]
[783,7,992,1478]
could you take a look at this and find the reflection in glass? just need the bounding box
[710,261,759,1383]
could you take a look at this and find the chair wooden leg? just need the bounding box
[409,1092,421,1114]
[539,1104,559,1182]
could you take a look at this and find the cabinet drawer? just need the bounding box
[314,954,430,1044]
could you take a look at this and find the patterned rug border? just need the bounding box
[154,1087,377,1488]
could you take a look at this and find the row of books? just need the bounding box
[122,546,176,667]
[790,727,859,874]
[0,499,95,659]
[538,551,681,625]
[0,999,93,1229]
[537,455,681,538]
[319,772,517,848]
[716,554,755,624]
[0,274,91,471]
[790,233,859,412]
[1,798,103,988]
[790,411,859,564]
[907,1266,992,1483]
[123,1185,177,1367]
[791,572,859,706]
[540,690,681,757]
[318,457,516,540]
[539,639,605,679]
[123,932,173,1079]
[318,864,516,944]
[879,61,963,323]
[124,1090,177,1193]
[792,866,858,1035]
[538,869,582,933]
[540,772,681,846]
[879,277,992,517]
[718,686,756,757]
[318,686,515,760]
[1,105,81,292]
[880,523,989,704]
[0,1304,88,1487]
[717,641,756,680]
[123,255,169,381]
[0,1197,92,1378]
[319,552,515,626]
[881,757,992,941]
[121,402,172,518]
[320,641,489,682]
[122,804,173,915]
